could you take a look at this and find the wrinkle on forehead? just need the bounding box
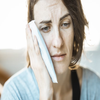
[34,0,69,24]
[36,0,63,10]
[47,0,61,7]
[38,0,62,6]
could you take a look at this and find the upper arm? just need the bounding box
[1,82,21,100]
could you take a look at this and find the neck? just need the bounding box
[53,68,71,95]
[53,67,83,97]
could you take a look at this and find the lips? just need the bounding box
[51,54,66,61]
[51,54,66,57]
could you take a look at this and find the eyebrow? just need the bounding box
[60,13,70,21]
[39,13,70,24]
[39,20,51,24]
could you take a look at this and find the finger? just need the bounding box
[26,24,35,52]
[0,83,3,94]
[34,35,40,55]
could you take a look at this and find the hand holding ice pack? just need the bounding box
[29,20,58,83]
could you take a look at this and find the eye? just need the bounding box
[61,22,70,29]
[41,26,51,33]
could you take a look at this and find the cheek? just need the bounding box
[63,28,74,43]
[63,29,74,54]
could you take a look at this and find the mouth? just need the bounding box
[51,54,66,62]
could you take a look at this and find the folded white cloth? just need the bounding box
[29,20,57,83]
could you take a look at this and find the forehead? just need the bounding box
[34,0,69,23]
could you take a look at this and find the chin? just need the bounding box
[54,63,69,75]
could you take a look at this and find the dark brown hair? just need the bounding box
[26,0,88,69]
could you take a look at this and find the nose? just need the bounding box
[53,31,64,48]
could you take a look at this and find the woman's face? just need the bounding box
[34,0,74,74]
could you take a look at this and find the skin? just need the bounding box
[26,0,83,100]
[0,83,3,97]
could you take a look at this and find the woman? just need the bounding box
[1,0,100,100]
